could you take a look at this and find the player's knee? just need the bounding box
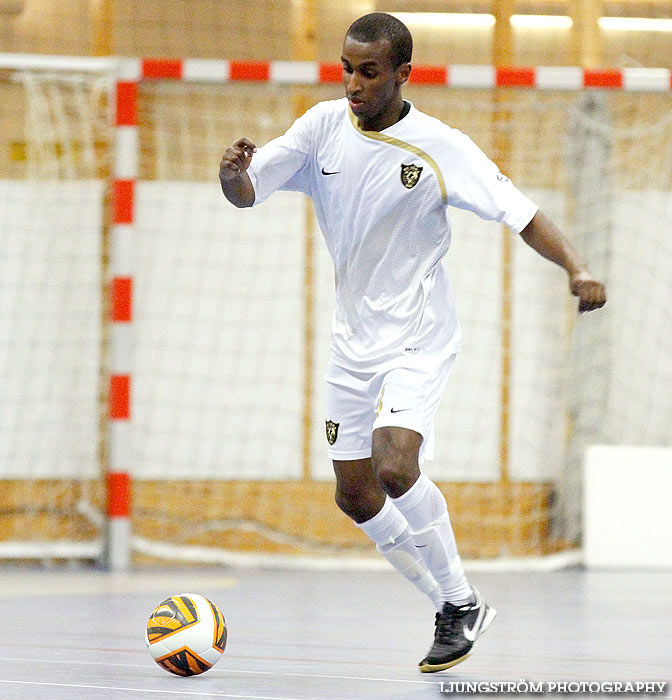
[372,431,420,498]
[334,485,355,518]
[334,485,381,523]
[375,461,417,499]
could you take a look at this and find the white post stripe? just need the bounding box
[110,324,133,375]
[108,421,132,473]
[270,60,319,84]
[449,64,496,88]
[623,68,672,92]
[183,58,230,82]
[118,57,141,82]
[114,126,138,178]
[536,66,584,90]
[107,518,131,571]
[110,224,133,277]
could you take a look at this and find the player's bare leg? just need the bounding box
[333,458,443,607]
[371,426,496,672]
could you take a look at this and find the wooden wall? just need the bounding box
[0,0,671,67]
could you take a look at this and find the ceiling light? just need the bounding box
[599,17,672,32]
[390,12,496,28]
[391,12,672,33]
[510,15,573,29]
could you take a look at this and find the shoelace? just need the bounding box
[434,604,471,642]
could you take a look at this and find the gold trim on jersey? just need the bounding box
[348,107,448,205]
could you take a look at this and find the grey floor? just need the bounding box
[0,565,670,699]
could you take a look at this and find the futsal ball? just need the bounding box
[146,593,227,676]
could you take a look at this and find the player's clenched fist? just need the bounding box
[219,138,257,181]
[569,270,607,313]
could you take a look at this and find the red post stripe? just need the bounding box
[107,472,131,518]
[496,66,536,87]
[110,375,131,420]
[113,180,134,225]
[142,58,183,79]
[115,81,138,126]
[409,65,447,85]
[111,277,133,322]
[584,69,623,89]
[318,62,342,83]
[229,61,270,81]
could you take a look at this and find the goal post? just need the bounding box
[1,55,671,568]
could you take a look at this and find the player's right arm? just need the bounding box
[219,138,257,208]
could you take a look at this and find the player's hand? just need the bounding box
[569,269,606,313]
[219,138,257,181]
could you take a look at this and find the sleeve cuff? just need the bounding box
[510,201,539,234]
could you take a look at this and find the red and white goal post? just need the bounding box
[1,54,671,570]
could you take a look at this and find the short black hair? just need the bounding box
[346,13,413,69]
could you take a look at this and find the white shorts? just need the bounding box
[324,352,457,465]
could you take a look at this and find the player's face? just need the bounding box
[341,36,410,132]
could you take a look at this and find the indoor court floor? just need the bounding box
[0,564,670,699]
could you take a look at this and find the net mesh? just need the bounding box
[1,68,671,562]
[0,70,112,556]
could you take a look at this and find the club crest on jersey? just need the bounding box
[400,163,423,189]
[325,420,340,445]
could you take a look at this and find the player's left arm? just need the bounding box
[519,210,607,313]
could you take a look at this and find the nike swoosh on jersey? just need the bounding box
[321,167,340,175]
[390,408,410,413]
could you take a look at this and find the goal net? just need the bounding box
[0,65,112,558]
[1,59,671,565]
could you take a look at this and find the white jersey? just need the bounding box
[247,98,538,371]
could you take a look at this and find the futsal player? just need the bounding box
[219,12,606,672]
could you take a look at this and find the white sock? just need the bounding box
[392,474,473,605]
[356,497,443,610]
